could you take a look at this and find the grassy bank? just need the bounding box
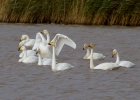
[0,0,140,26]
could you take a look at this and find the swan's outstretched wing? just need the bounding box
[51,34,76,56]
[32,32,46,50]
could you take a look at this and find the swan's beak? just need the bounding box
[48,42,54,46]
[36,49,39,54]
[41,31,44,34]
[112,52,115,58]
[18,47,22,51]
[20,38,23,42]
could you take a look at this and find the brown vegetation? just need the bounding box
[0,0,140,26]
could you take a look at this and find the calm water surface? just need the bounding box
[0,23,140,100]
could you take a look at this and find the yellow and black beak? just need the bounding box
[112,52,115,58]
[40,30,44,34]
[36,49,39,54]
[18,46,22,51]
[83,45,87,50]
[20,37,23,42]
[48,42,54,46]
[88,43,93,48]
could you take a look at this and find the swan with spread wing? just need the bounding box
[34,30,76,58]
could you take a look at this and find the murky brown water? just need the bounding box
[0,23,140,100]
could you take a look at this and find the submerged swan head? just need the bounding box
[83,44,88,50]
[112,49,117,57]
[41,30,48,34]
[20,35,28,41]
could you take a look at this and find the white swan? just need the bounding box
[20,35,35,47]
[19,42,36,58]
[18,46,38,63]
[34,30,76,58]
[36,48,52,66]
[89,43,120,70]
[112,49,136,68]
[49,42,74,71]
[83,44,106,60]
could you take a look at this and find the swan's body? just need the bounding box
[112,49,136,68]
[36,30,76,58]
[83,44,105,60]
[36,48,52,66]
[18,46,38,63]
[49,41,75,71]
[19,50,36,58]
[20,35,35,47]
[19,42,36,58]
[89,44,119,70]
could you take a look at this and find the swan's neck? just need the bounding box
[52,46,57,71]
[84,47,90,58]
[87,47,91,57]
[23,48,27,59]
[45,31,50,43]
[38,53,43,65]
[115,51,120,64]
[90,48,94,69]
[25,35,29,42]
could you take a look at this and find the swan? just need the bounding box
[34,30,76,58]
[19,42,36,58]
[112,49,136,68]
[36,48,52,66]
[89,43,120,70]
[20,35,35,47]
[83,44,106,60]
[49,41,74,71]
[18,46,38,63]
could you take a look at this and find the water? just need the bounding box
[0,23,140,100]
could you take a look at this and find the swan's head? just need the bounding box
[20,35,28,41]
[83,44,88,50]
[112,49,117,57]
[41,30,47,34]
[48,42,55,47]
[88,43,93,48]
[18,46,26,51]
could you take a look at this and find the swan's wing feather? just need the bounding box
[51,34,76,56]
[32,32,46,50]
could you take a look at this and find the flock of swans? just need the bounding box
[18,29,136,71]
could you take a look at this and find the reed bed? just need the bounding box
[0,0,140,26]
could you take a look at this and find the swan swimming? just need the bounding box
[83,44,105,60]
[112,49,136,68]
[36,48,52,66]
[33,30,76,58]
[18,46,38,63]
[19,42,36,58]
[89,43,120,70]
[20,35,35,47]
[49,41,74,71]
